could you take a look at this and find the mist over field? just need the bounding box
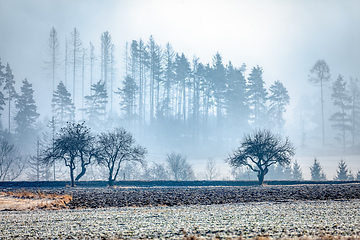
[0,0,360,182]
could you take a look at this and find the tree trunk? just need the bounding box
[257,172,265,185]
[108,178,114,187]
[257,168,268,185]
[320,79,325,147]
[70,166,75,187]
[75,165,86,181]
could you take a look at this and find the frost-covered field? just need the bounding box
[1,200,360,239]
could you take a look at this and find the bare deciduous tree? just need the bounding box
[145,162,169,180]
[205,158,219,180]
[166,152,195,181]
[0,139,25,181]
[226,129,295,185]
[42,122,95,187]
[96,128,146,186]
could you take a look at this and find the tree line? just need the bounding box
[1,27,360,182]
[307,60,360,150]
[43,27,291,149]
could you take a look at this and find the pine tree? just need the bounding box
[200,63,214,142]
[190,57,204,141]
[0,59,6,123]
[136,39,146,126]
[110,43,116,114]
[148,36,162,124]
[163,42,175,119]
[291,160,303,180]
[80,47,87,120]
[117,76,138,123]
[45,27,61,93]
[224,61,249,135]
[268,80,290,134]
[348,78,360,145]
[89,42,96,91]
[52,81,75,128]
[174,53,190,124]
[356,170,360,181]
[69,28,82,106]
[14,79,40,149]
[101,31,112,88]
[247,66,268,128]
[308,60,331,146]
[310,158,326,181]
[101,31,113,114]
[83,80,108,130]
[4,63,17,132]
[211,53,226,139]
[334,159,350,180]
[329,75,352,151]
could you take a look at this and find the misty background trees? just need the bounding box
[0,27,360,182]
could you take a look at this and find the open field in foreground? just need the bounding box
[1,183,360,239]
[1,200,360,239]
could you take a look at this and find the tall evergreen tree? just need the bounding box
[211,52,226,139]
[84,80,108,130]
[138,39,148,126]
[89,42,96,92]
[310,158,326,181]
[291,160,303,180]
[148,36,162,124]
[64,38,68,87]
[52,81,75,128]
[348,78,360,145]
[268,80,290,134]
[175,53,190,124]
[190,57,203,140]
[117,76,138,123]
[334,159,350,180]
[46,27,61,93]
[200,63,214,142]
[329,75,351,151]
[224,61,249,134]
[101,31,114,114]
[4,63,17,132]
[80,47,87,120]
[14,79,40,149]
[247,66,268,128]
[110,43,116,114]
[69,28,82,106]
[308,60,331,146]
[101,31,112,87]
[163,42,175,119]
[0,59,6,125]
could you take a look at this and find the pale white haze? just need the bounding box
[0,0,359,180]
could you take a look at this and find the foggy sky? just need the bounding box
[1,0,360,179]
[1,0,360,131]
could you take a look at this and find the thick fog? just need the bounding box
[0,0,360,181]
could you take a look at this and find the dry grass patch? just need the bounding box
[0,190,72,211]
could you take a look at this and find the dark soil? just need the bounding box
[54,183,360,209]
[2,182,359,209]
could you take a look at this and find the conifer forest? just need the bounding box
[0,1,359,182]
